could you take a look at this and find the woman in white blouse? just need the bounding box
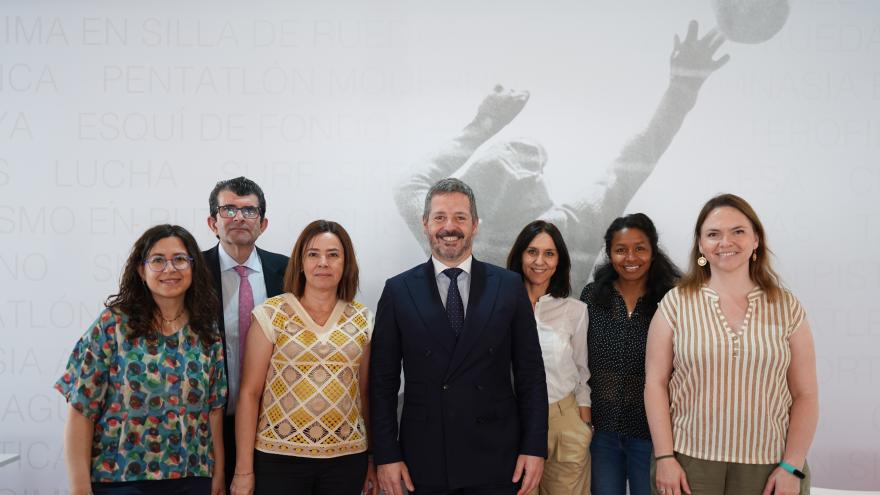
[507,220,592,495]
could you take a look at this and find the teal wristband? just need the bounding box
[778,460,805,480]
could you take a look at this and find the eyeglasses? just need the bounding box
[144,255,193,272]
[217,205,260,219]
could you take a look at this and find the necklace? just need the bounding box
[159,308,185,325]
[156,308,187,336]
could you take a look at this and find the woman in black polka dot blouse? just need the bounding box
[579,213,680,495]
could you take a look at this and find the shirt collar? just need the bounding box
[431,255,472,278]
[218,245,263,273]
[700,285,764,301]
[534,292,556,308]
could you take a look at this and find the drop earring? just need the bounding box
[751,250,757,262]
[697,255,707,267]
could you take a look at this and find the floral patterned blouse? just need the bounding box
[54,308,227,482]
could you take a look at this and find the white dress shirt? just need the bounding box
[431,255,472,316]
[534,294,591,406]
[218,247,268,414]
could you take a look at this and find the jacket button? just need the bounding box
[424,349,432,357]
[442,384,449,390]
[488,347,494,355]
[476,385,485,391]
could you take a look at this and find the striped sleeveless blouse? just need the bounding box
[659,286,806,464]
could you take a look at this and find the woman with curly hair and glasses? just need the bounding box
[56,224,227,495]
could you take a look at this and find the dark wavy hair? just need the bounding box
[506,220,571,298]
[106,224,219,347]
[680,193,781,302]
[284,220,360,302]
[586,213,680,317]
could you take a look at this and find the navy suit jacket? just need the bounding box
[202,244,288,394]
[370,258,548,489]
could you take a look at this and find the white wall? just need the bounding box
[1,0,878,491]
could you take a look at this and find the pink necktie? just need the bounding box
[233,265,254,369]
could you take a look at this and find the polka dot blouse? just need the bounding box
[580,282,653,440]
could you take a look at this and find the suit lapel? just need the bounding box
[403,260,456,354]
[257,247,285,297]
[445,259,498,380]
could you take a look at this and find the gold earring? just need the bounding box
[697,255,707,267]
[751,250,757,262]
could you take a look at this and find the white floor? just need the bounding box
[813,489,880,495]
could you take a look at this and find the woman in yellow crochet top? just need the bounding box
[231,220,378,495]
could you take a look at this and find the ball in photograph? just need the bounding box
[712,0,789,44]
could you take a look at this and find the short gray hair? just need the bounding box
[422,178,478,222]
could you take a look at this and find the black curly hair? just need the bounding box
[585,213,680,317]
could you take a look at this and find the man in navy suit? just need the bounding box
[201,176,289,487]
[371,178,548,495]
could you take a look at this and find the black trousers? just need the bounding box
[254,450,368,495]
[92,477,210,495]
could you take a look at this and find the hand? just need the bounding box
[211,473,226,495]
[472,84,530,135]
[670,20,730,85]
[578,406,592,426]
[654,457,691,495]
[512,454,544,495]
[363,457,379,495]
[377,461,414,495]
[230,473,255,495]
[762,466,802,495]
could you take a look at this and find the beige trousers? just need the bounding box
[529,394,592,495]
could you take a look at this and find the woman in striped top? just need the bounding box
[644,194,818,495]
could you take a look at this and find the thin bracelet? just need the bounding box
[654,454,676,461]
[234,471,254,476]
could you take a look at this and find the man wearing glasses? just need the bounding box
[203,176,289,489]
